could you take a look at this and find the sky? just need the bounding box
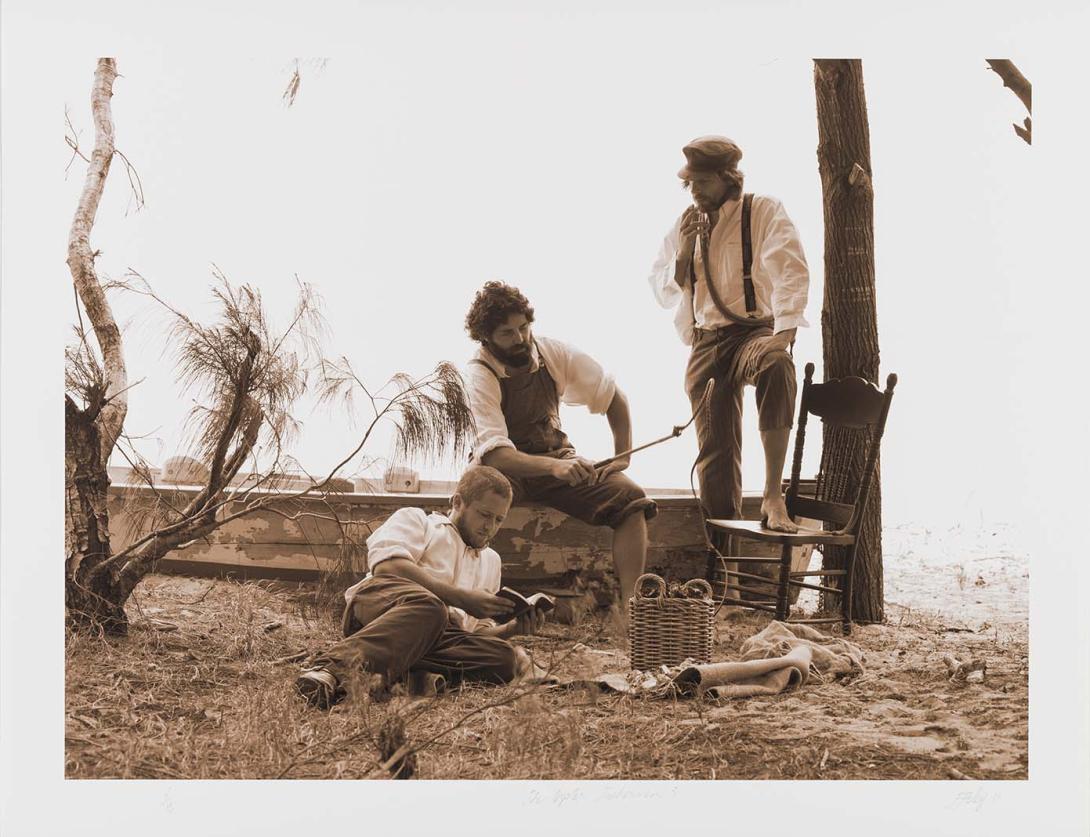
[3,2,1089,831]
[44,31,1036,532]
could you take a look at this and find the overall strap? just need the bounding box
[468,358,505,412]
[468,346,550,414]
[468,358,501,380]
[741,192,757,313]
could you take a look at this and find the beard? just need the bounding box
[464,531,490,549]
[456,521,491,550]
[486,340,532,369]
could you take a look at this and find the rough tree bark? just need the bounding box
[65,58,130,633]
[813,59,884,624]
[986,59,1031,145]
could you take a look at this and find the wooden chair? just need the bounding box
[704,362,898,634]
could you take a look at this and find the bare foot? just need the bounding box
[512,646,553,683]
[761,495,799,533]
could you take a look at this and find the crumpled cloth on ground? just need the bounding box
[510,623,863,698]
[672,621,865,698]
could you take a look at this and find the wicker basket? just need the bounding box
[627,573,715,671]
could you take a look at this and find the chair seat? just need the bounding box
[705,518,856,546]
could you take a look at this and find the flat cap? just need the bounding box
[678,135,743,179]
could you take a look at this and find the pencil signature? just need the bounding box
[951,789,998,813]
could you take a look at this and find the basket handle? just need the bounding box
[633,573,667,600]
[681,578,714,600]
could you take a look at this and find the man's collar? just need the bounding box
[476,340,541,378]
[435,511,480,553]
[712,196,741,220]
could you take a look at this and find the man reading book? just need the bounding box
[295,466,546,709]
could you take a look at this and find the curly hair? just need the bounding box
[682,166,745,202]
[464,281,535,345]
[455,465,513,505]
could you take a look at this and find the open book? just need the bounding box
[496,587,557,621]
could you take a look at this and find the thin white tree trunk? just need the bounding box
[66,57,127,460]
[65,58,129,631]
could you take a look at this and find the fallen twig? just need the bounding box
[271,650,310,665]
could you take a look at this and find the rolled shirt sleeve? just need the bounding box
[647,216,699,346]
[464,360,517,464]
[755,197,810,335]
[647,219,684,309]
[364,507,430,570]
[540,337,617,415]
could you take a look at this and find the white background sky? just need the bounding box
[2,0,1088,834]
[41,19,1042,533]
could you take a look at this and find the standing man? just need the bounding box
[463,281,657,606]
[295,466,544,710]
[648,135,809,536]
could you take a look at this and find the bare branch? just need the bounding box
[1014,117,1032,145]
[113,148,146,212]
[64,105,91,175]
[986,59,1032,145]
[283,60,301,107]
[986,59,1031,112]
[217,399,265,490]
[282,58,329,108]
[113,439,190,538]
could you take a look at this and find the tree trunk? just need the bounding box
[813,59,884,623]
[65,397,128,632]
[65,58,131,634]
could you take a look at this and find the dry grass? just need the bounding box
[66,569,1028,781]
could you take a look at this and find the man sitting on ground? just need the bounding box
[295,466,544,709]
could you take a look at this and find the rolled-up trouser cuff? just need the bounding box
[607,496,658,529]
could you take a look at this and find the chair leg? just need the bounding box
[842,549,854,635]
[704,549,718,584]
[775,544,792,621]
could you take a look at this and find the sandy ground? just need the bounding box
[529,520,1029,779]
[772,520,1027,776]
[64,521,1028,780]
[716,521,1029,776]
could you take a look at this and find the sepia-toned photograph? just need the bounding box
[2,1,1087,835]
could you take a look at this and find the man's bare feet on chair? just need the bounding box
[761,495,798,533]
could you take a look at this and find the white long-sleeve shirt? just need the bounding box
[648,194,810,345]
[464,335,616,464]
[345,507,502,632]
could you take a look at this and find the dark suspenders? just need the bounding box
[690,192,770,326]
[740,193,756,313]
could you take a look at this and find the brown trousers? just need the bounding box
[685,323,797,549]
[313,575,518,687]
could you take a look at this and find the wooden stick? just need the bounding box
[594,379,715,469]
